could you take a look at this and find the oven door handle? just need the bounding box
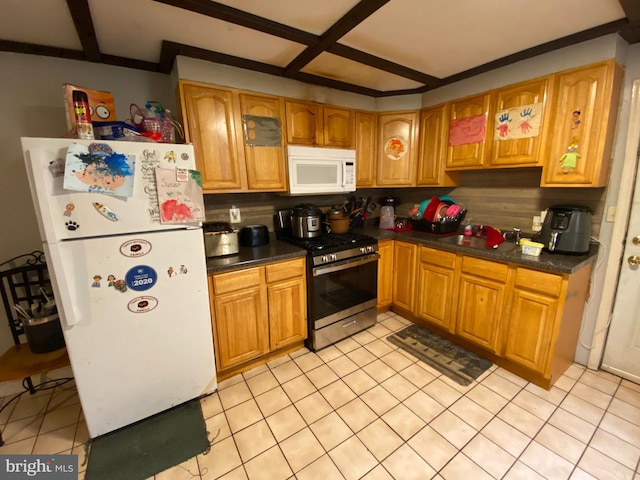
[313,253,379,276]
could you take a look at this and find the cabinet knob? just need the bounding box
[632,236,640,246]
[628,255,640,267]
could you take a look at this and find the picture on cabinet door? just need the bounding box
[449,115,486,146]
[384,136,408,160]
[494,103,542,140]
[242,115,282,147]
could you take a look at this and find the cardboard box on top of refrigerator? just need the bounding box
[63,84,117,130]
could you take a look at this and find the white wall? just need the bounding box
[0,52,174,369]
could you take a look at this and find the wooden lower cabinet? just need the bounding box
[377,239,394,310]
[209,258,307,378]
[415,246,458,332]
[400,244,593,389]
[455,257,510,354]
[392,241,417,314]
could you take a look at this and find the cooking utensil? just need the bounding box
[328,216,350,234]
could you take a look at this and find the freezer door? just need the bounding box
[22,138,201,242]
[46,228,216,438]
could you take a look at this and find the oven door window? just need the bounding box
[311,255,377,322]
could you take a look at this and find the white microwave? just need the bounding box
[286,145,356,195]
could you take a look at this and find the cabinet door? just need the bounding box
[377,111,419,186]
[268,277,307,350]
[455,257,508,353]
[180,82,245,191]
[417,104,458,186]
[355,111,377,187]
[490,77,551,167]
[324,107,354,148]
[415,247,458,332]
[503,268,563,374]
[446,93,493,169]
[239,93,287,191]
[377,239,394,309]
[285,100,322,145]
[213,286,269,370]
[392,241,417,312]
[542,60,623,187]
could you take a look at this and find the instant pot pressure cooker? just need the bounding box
[291,204,322,238]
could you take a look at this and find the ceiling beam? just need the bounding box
[329,43,440,88]
[153,0,317,45]
[66,0,101,62]
[0,40,86,62]
[619,0,640,23]
[283,0,390,76]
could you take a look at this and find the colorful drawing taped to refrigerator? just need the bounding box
[63,142,135,197]
[155,167,205,224]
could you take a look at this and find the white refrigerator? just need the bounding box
[21,138,216,438]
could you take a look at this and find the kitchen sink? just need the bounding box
[437,234,520,253]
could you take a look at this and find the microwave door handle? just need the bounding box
[341,161,346,188]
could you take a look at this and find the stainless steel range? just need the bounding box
[276,209,378,351]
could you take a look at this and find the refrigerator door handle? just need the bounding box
[44,243,82,327]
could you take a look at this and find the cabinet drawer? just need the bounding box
[213,267,262,295]
[461,256,508,282]
[419,246,456,269]
[515,268,563,297]
[266,258,306,284]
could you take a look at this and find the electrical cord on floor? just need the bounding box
[578,236,612,350]
[0,377,74,446]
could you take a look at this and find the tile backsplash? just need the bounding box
[204,168,605,237]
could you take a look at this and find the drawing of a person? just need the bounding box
[107,274,115,287]
[92,275,102,287]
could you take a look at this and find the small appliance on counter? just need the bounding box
[290,204,323,238]
[204,222,239,257]
[379,196,397,229]
[239,225,270,247]
[539,205,592,254]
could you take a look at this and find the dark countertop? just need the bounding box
[206,227,597,276]
[206,234,306,274]
[359,226,598,275]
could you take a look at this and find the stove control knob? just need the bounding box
[360,247,366,254]
[331,253,338,261]
[321,255,328,263]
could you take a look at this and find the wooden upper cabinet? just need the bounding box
[179,81,245,191]
[239,93,287,191]
[542,60,623,187]
[417,104,458,186]
[285,100,322,146]
[323,106,355,148]
[446,92,493,169]
[355,111,377,187]
[489,77,552,167]
[376,111,419,186]
[285,100,355,148]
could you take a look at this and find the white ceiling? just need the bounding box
[0,0,637,96]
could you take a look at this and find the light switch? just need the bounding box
[230,207,241,223]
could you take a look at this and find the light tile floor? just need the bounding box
[1,312,640,480]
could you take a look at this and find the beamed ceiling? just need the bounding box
[1,0,640,97]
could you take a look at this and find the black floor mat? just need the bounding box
[85,399,209,480]
[388,324,492,386]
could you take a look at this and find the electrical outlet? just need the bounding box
[606,205,616,222]
[229,207,241,223]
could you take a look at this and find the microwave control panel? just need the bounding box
[344,162,355,187]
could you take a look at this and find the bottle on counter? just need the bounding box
[73,90,94,140]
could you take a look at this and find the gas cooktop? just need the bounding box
[277,230,377,265]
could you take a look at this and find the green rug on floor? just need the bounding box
[388,324,492,386]
[85,399,209,480]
